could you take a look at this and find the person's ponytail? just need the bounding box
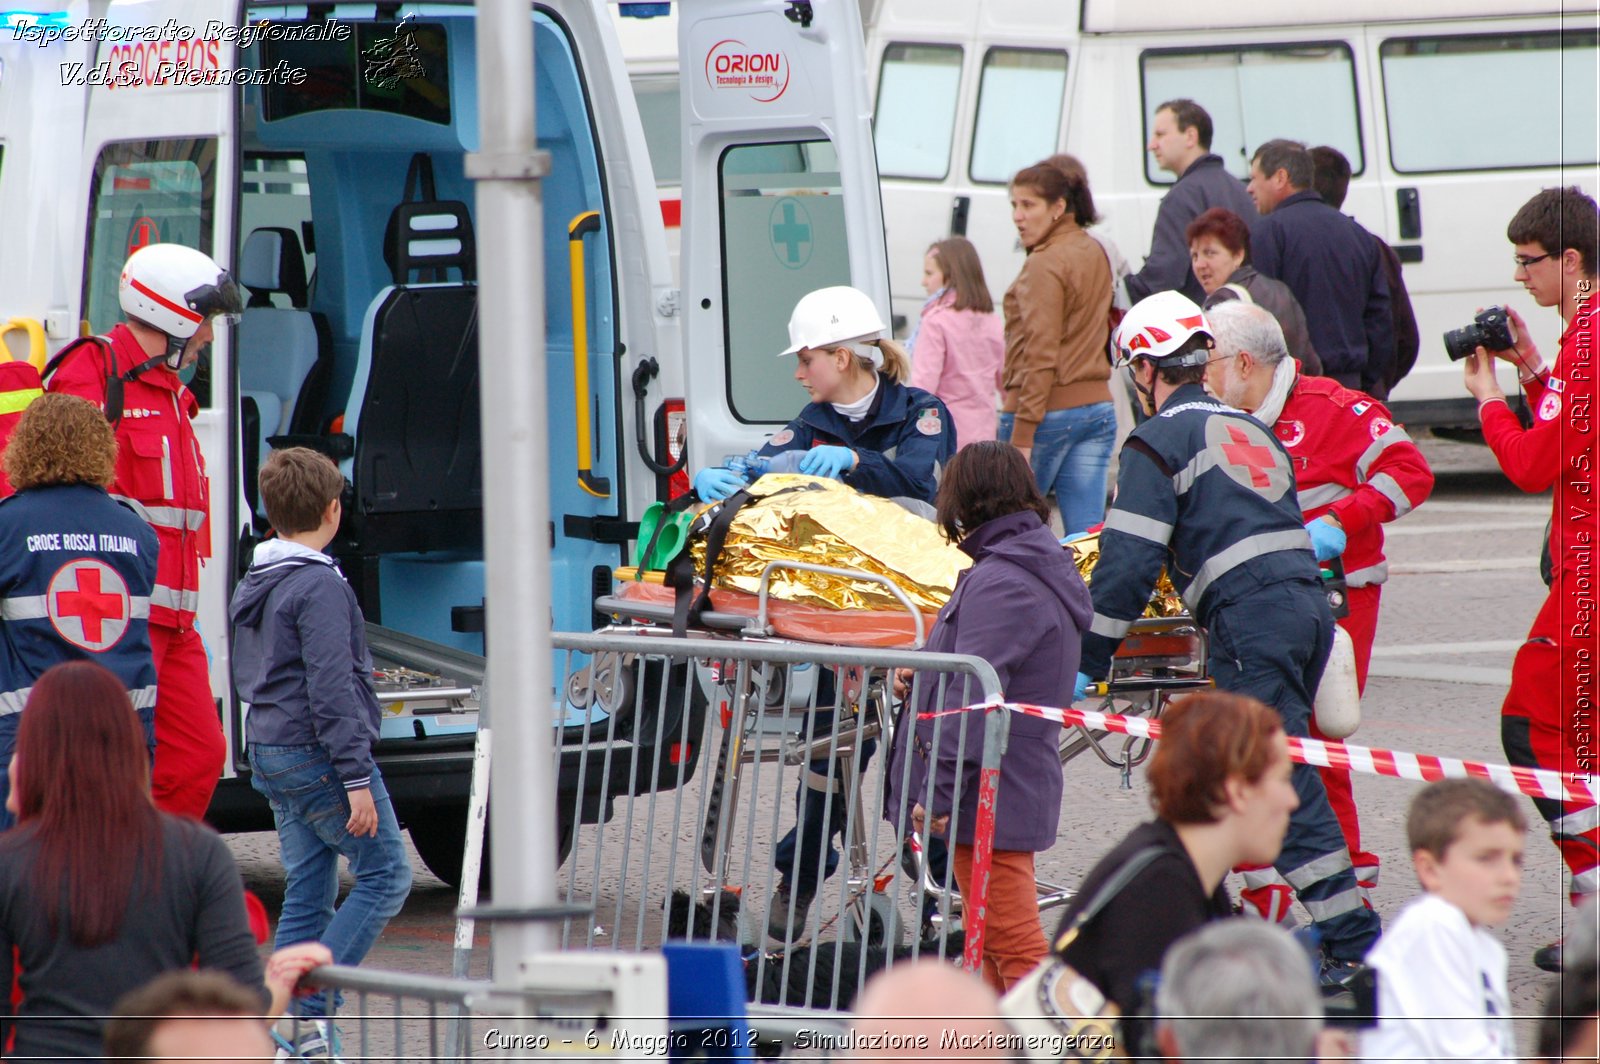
[869,338,909,383]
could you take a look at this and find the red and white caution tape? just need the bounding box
[918,701,1599,807]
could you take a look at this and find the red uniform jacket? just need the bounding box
[47,324,208,630]
[1271,371,1434,588]
[1480,305,1600,585]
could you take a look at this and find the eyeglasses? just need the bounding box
[1514,253,1553,269]
[1205,352,1239,366]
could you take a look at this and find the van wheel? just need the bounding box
[407,804,576,890]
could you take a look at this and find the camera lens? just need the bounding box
[1442,324,1486,362]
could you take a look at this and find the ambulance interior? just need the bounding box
[235,11,621,658]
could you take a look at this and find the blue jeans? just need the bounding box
[249,745,413,1017]
[998,402,1116,536]
[0,707,152,831]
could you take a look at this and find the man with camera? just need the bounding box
[1461,185,1600,973]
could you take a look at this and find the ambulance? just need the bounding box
[0,0,888,882]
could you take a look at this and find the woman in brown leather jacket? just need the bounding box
[999,162,1115,536]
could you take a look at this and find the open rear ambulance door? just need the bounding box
[679,0,889,467]
[74,1,241,767]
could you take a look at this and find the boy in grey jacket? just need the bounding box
[230,448,412,1059]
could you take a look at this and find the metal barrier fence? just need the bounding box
[553,628,1009,1012]
[297,962,858,1061]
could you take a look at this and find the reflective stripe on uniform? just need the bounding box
[1,594,151,621]
[0,388,42,416]
[1103,508,1174,545]
[0,682,157,718]
[1355,425,1413,480]
[1241,867,1290,890]
[1298,482,1352,509]
[1369,472,1415,518]
[1282,850,1355,890]
[128,504,207,532]
[1172,449,1224,496]
[1345,562,1389,587]
[1572,866,1600,896]
[1185,528,1314,608]
[1302,886,1366,922]
[1552,804,1600,836]
[1090,612,1134,639]
[150,584,201,613]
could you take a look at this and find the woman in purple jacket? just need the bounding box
[886,441,1091,991]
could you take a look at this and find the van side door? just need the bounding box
[679,0,889,468]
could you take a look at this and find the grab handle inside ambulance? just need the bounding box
[568,210,611,498]
[0,317,47,371]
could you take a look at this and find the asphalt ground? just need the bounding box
[227,431,1578,1056]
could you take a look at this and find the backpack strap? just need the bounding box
[41,335,164,426]
[1052,844,1167,953]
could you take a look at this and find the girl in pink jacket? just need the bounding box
[909,237,1005,447]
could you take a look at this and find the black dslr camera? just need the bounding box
[1443,305,1517,361]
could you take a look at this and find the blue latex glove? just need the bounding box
[693,466,746,502]
[1305,517,1347,561]
[798,445,855,480]
[1074,672,1092,702]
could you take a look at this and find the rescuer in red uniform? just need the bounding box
[1463,186,1600,973]
[1203,299,1435,922]
[48,243,243,820]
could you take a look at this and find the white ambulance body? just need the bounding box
[0,0,887,881]
[869,0,1600,425]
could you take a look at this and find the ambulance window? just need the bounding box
[81,139,217,404]
[631,76,682,186]
[260,22,450,125]
[719,141,851,423]
[970,49,1068,185]
[1381,32,1598,173]
[875,43,963,181]
[1140,45,1362,185]
[239,154,316,307]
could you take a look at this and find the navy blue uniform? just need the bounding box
[0,484,159,826]
[756,379,956,514]
[758,376,956,918]
[1082,382,1380,960]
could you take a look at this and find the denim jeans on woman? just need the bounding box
[998,402,1116,536]
[249,745,412,1017]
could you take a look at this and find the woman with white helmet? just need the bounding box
[46,243,242,821]
[691,285,957,516]
[689,285,957,943]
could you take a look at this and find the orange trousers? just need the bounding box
[952,844,1048,993]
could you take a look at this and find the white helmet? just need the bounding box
[1113,291,1214,369]
[119,244,242,341]
[779,285,888,356]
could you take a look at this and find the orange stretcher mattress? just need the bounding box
[609,577,937,648]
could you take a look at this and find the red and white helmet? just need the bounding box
[1113,290,1214,369]
[119,244,242,340]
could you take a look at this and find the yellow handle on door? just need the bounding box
[0,317,47,371]
[568,210,610,498]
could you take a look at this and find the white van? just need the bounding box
[868,0,1600,426]
[0,0,887,880]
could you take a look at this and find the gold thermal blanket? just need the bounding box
[1063,531,1187,618]
[691,474,968,612]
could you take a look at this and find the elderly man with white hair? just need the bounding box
[1203,300,1434,925]
[1156,919,1345,1064]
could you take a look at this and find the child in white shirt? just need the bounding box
[1364,779,1527,1063]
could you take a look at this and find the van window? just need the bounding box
[1381,32,1599,173]
[875,43,963,181]
[1141,45,1361,184]
[720,141,851,423]
[81,139,218,406]
[970,48,1068,184]
[239,154,315,307]
[260,21,451,125]
[631,76,682,185]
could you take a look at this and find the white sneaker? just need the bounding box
[272,1018,345,1063]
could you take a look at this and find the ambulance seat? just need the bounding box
[336,195,481,561]
[237,227,333,456]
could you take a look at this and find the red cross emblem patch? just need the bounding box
[47,560,131,652]
[1204,415,1291,502]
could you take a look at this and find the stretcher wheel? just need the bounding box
[842,891,904,950]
